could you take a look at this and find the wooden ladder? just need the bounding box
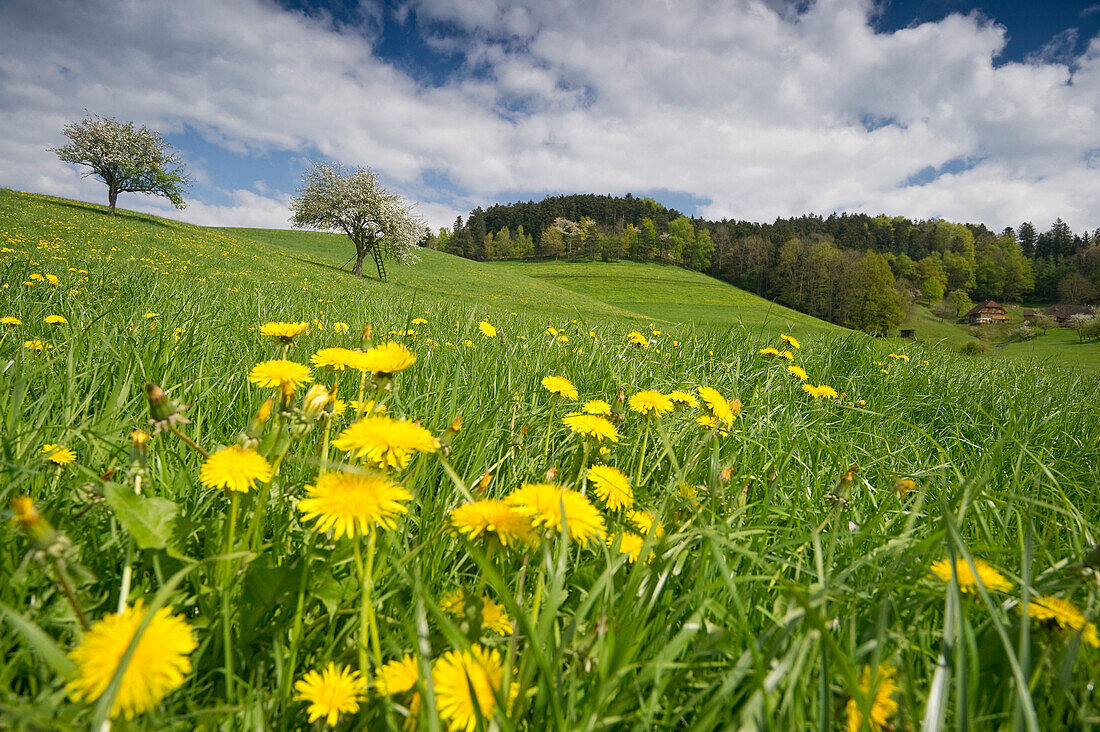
[371,247,387,281]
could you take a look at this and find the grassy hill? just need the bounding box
[3,188,1100,729]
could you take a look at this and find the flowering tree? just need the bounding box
[51,114,190,215]
[290,162,425,280]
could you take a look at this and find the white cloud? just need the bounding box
[0,0,1098,233]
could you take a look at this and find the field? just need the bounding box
[3,188,1100,731]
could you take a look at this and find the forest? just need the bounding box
[424,194,1100,334]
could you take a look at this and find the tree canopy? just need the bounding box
[289,162,425,279]
[51,114,190,215]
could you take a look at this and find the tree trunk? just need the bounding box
[352,249,365,276]
[108,186,118,216]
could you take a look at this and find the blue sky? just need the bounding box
[2,0,1099,232]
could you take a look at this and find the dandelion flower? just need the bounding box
[627,510,665,537]
[541,375,578,400]
[24,339,52,351]
[787,365,809,381]
[802,384,839,399]
[609,532,646,563]
[450,499,535,548]
[46,274,60,285]
[332,416,439,469]
[845,664,899,732]
[248,360,314,391]
[347,399,386,415]
[45,314,68,324]
[411,317,428,325]
[506,483,606,545]
[310,347,362,371]
[627,331,649,347]
[199,445,273,493]
[583,399,611,415]
[781,334,800,349]
[628,390,673,417]
[929,558,1012,593]
[298,471,412,538]
[67,603,196,720]
[668,390,700,408]
[357,342,416,375]
[893,478,916,496]
[259,321,309,343]
[586,465,633,511]
[759,347,779,357]
[1,316,21,326]
[562,413,619,443]
[441,591,513,635]
[1026,595,1100,646]
[294,663,365,726]
[41,443,76,465]
[143,312,158,319]
[478,321,496,338]
[332,321,350,333]
[376,655,419,695]
[433,645,504,732]
[698,386,739,425]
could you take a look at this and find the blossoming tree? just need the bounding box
[51,114,191,215]
[289,162,425,280]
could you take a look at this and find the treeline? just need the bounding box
[423,194,1100,333]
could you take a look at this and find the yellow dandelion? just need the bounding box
[259,321,309,342]
[46,274,60,285]
[294,663,365,726]
[562,413,619,443]
[67,603,196,720]
[541,375,578,400]
[845,664,899,732]
[41,443,76,465]
[199,445,273,493]
[347,399,385,415]
[787,365,809,381]
[778,350,794,361]
[332,416,440,469]
[627,510,665,537]
[310,347,363,371]
[583,399,611,415]
[478,321,497,338]
[375,655,419,695]
[332,321,350,333]
[698,386,739,425]
[893,478,916,496]
[696,414,717,428]
[143,312,158,319]
[357,342,416,375]
[450,499,536,548]
[248,360,314,391]
[1026,596,1100,646]
[802,384,839,399]
[929,558,1012,593]
[298,471,412,538]
[44,314,68,324]
[1,316,21,326]
[759,347,779,357]
[506,483,606,545]
[609,532,646,563]
[411,317,428,325]
[441,591,513,635]
[586,465,633,511]
[781,334,800,349]
[628,390,674,417]
[24,339,52,351]
[627,331,649,347]
[667,390,700,408]
[432,645,503,732]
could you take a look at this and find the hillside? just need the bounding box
[4,187,1100,729]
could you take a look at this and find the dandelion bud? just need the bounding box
[893,478,916,496]
[145,382,171,422]
[475,472,493,496]
[130,429,150,465]
[440,415,463,449]
[719,467,733,483]
[841,464,859,484]
[361,324,372,343]
[544,467,558,482]
[257,398,273,423]
[11,496,58,551]
[301,384,331,421]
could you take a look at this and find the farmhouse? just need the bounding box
[1042,304,1093,326]
[963,300,1009,325]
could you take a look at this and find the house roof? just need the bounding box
[963,300,1004,318]
[1043,304,1092,319]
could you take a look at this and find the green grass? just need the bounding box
[3,188,1100,731]
[487,259,840,336]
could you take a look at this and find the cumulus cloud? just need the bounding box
[0,0,1097,232]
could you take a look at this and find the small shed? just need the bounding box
[900,329,915,339]
[963,300,1009,325]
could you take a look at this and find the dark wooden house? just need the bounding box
[963,300,1009,325]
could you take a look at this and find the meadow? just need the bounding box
[3,188,1100,731]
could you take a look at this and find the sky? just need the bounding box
[1,0,1098,234]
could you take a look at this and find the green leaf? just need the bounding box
[103,482,178,550]
[0,601,77,680]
